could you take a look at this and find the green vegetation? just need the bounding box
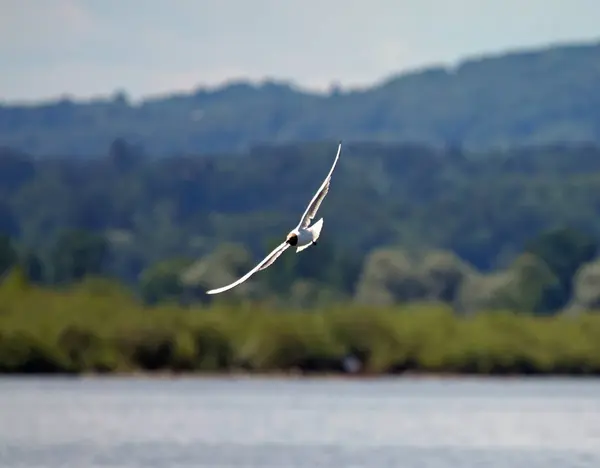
[1,273,600,375]
[4,36,600,375]
[0,141,600,375]
[2,215,600,375]
[1,41,600,156]
[4,140,600,316]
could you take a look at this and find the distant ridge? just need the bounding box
[1,39,600,157]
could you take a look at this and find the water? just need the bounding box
[0,376,599,467]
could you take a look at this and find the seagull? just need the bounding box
[206,141,343,295]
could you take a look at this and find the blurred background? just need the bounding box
[1,1,600,467]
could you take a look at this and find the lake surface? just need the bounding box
[0,376,599,468]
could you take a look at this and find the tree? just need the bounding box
[139,258,193,305]
[19,250,45,284]
[524,227,598,311]
[0,235,16,277]
[0,201,19,236]
[49,229,109,284]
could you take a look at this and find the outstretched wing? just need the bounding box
[296,141,342,229]
[206,242,290,295]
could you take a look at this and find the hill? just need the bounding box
[3,140,600,314]
[1,41,600,156]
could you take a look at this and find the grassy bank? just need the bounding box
[1,276,600,376]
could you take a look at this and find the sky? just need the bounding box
[1,0,600,103]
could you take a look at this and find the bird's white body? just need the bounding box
[288,218,325,253]
[205,142,341,295]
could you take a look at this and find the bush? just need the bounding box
[1,279,600,375]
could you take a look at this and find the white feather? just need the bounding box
[205,141,342,295]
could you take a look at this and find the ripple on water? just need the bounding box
[0,376,599,468]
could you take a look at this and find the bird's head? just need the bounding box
[286,232,298,246]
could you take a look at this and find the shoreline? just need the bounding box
[2,370,599,380]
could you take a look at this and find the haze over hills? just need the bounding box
[1,40,600,157]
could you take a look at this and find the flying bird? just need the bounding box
[206,141,343,295]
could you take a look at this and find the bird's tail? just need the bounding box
[296,218,324,253]
[309,217,324,241]
[296,218,323,253]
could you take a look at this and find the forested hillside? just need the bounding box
[3,139,600,315]
[1,41,600,156]
[3,39,600,376]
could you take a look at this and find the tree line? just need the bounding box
[1,223,599,315]
[1,41,599,156]
[3,138,600,314]
[3,138,600,374]
[1,271,599,375]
